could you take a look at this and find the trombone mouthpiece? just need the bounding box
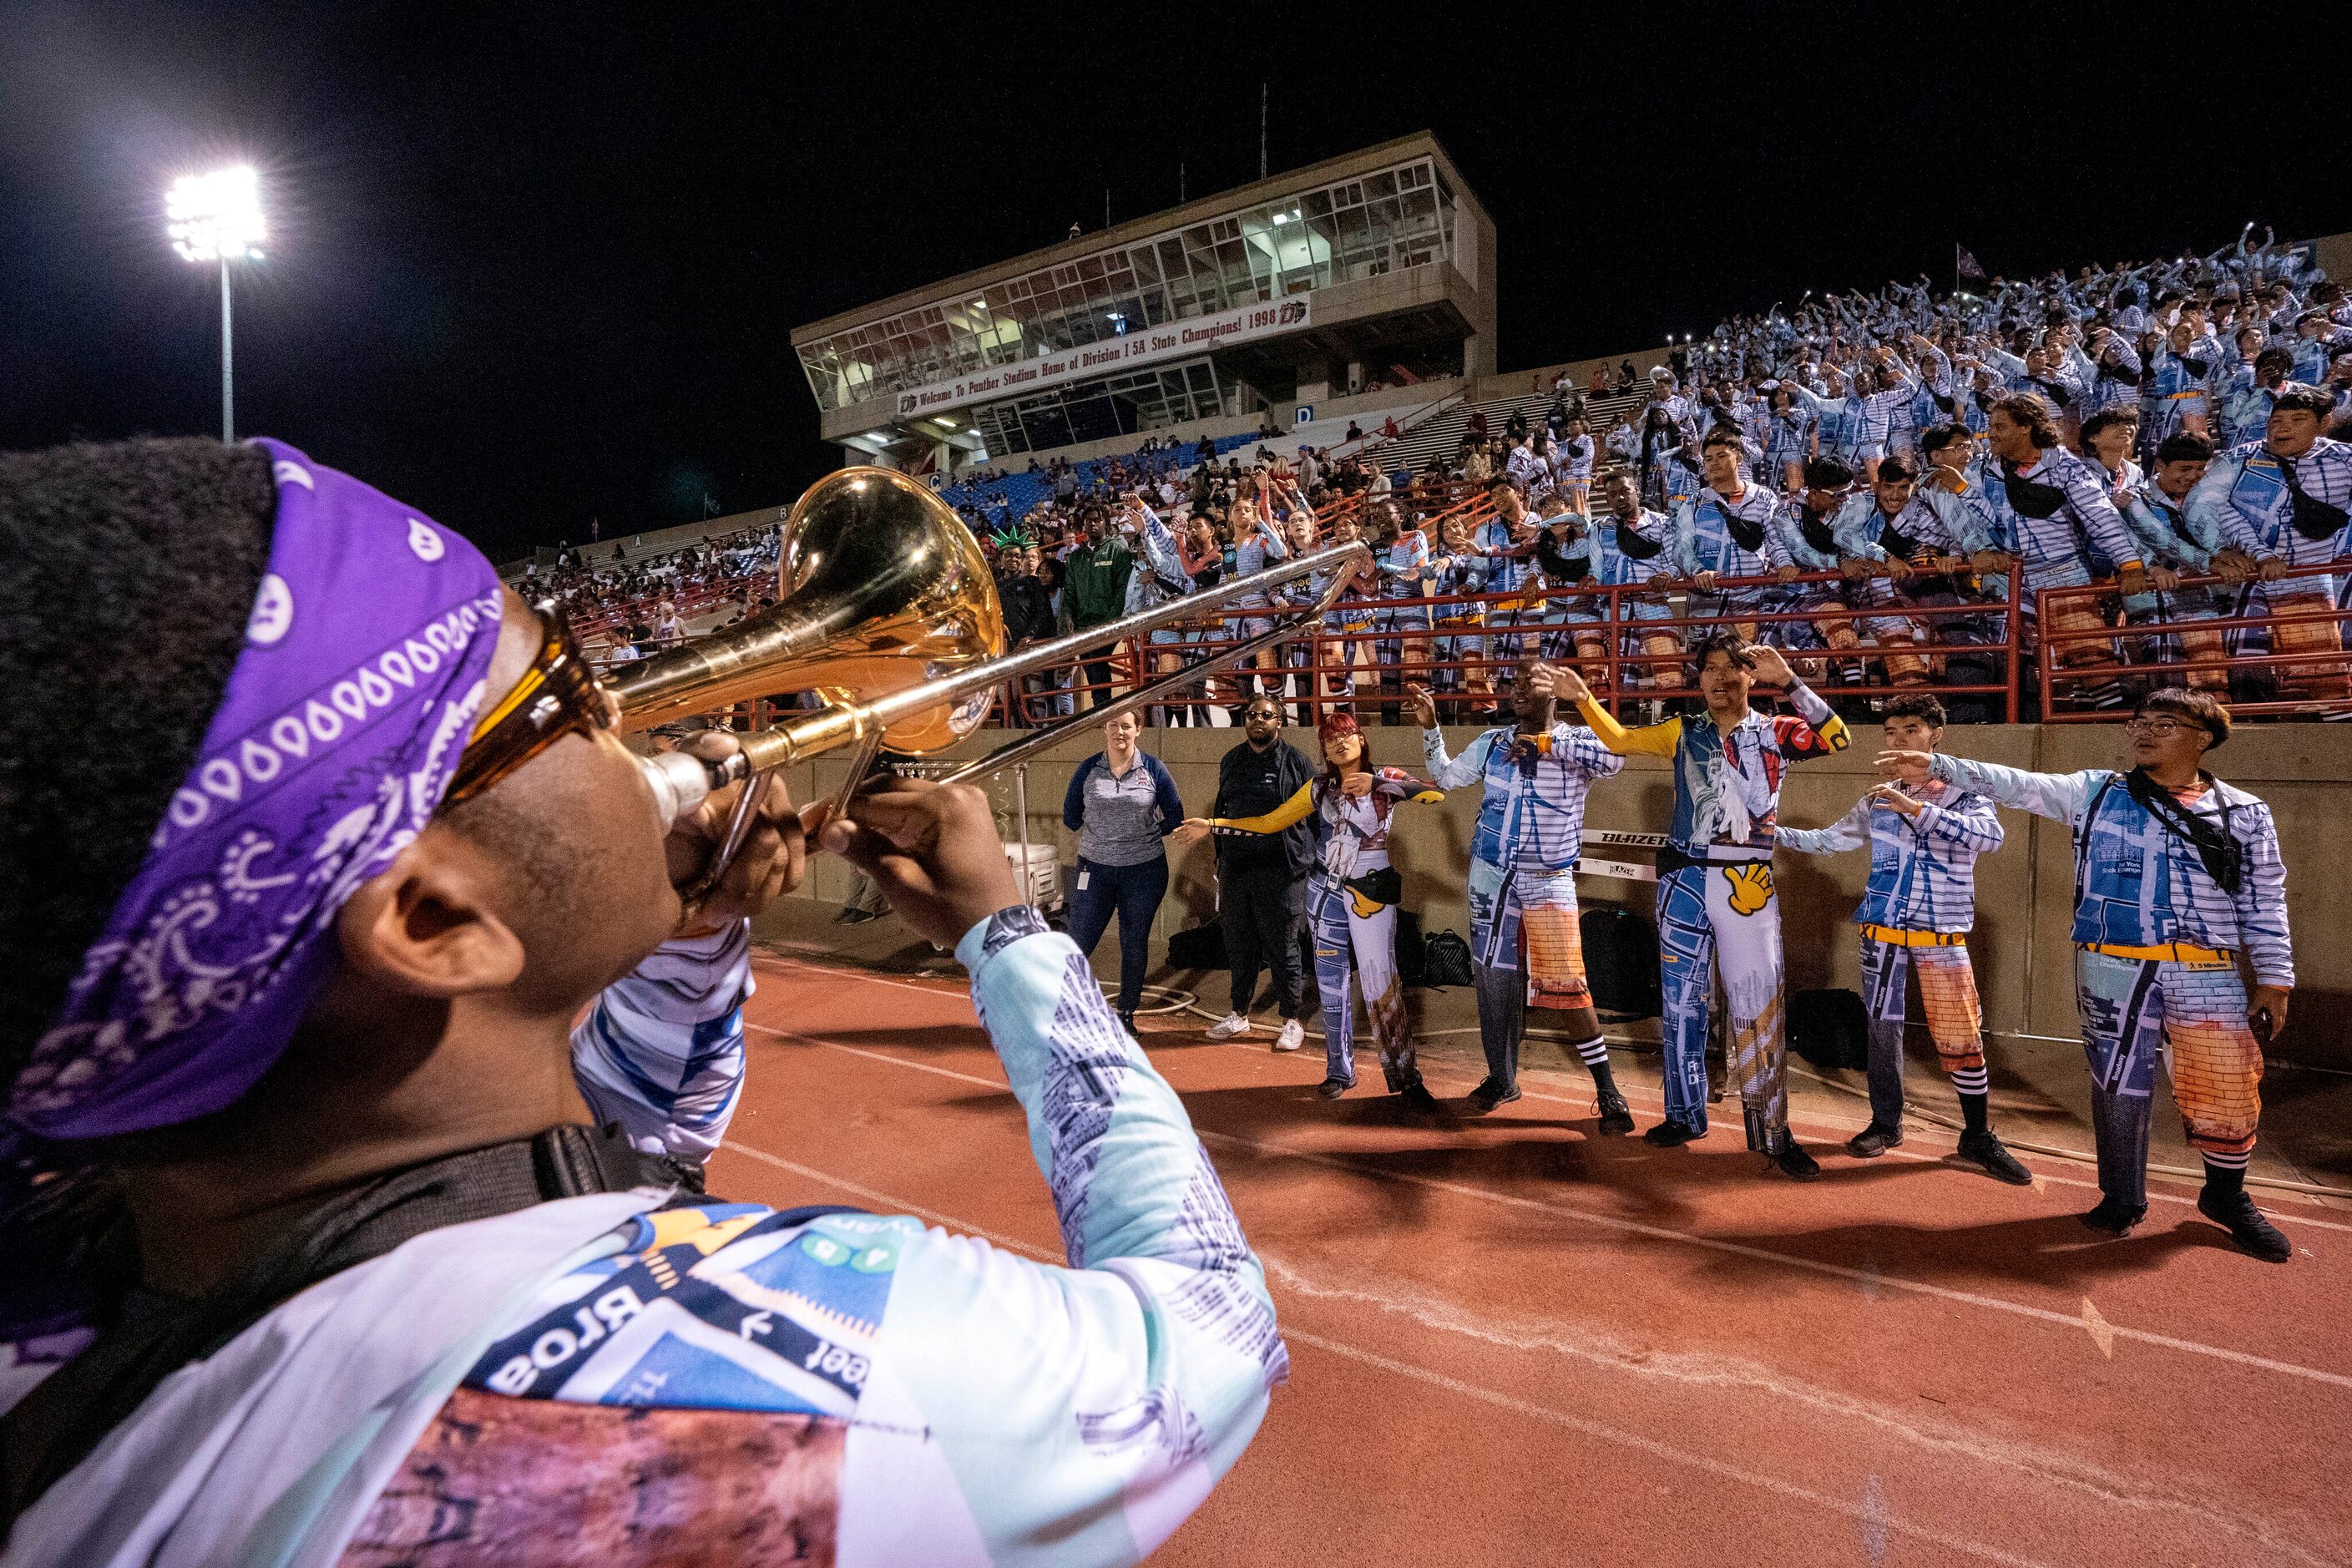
[638,749,716,833]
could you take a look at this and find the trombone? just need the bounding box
[607,466,1370,903]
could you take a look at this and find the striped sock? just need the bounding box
[1950,1065,1990,1096]
[1571,1034,1611,1067]
[2203,1159,2246,1196]
[2202,1148,2252,1172]
[1958,1090,1990,1135]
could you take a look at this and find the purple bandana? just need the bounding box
[13,439,503,1141]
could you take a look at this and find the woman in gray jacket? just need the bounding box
[1063,709,1186,1036]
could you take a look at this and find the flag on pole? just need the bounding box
[1955,244,1987,286]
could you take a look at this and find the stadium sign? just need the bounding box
[893,296,1313,417]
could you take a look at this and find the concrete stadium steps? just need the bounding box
[1358,383,1648,482]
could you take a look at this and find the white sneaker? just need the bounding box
[1272,1019,1306,1054]
[1206,1014,1252,1040]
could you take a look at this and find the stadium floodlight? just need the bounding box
[166,166,266,443]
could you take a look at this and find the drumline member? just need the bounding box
[1775,695,2031,1182]
[1879,689,2294,1261]
[1555,639,1852,1179]
[1177,714,1444,1111]
[1411,661,1633,1127]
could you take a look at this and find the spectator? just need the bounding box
[1201,695,1315,1052]
[1062,710,1186,1038]
[1062,505,1134,712]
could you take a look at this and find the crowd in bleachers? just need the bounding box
[520,520,781,655]
[561,228,2352,724]
[963,226,2352,726]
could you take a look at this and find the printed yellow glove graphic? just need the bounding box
[1722,861,1776,917]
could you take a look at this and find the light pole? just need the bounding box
[166,166,265,443]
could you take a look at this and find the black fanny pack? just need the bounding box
[2000,465,2070,520]
[2284,466,2349,544]
[1657,844,1768,878]
[1342,866,1404,908]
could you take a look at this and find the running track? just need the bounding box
[713,953,2351,1566]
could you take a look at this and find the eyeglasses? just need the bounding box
[2122,716,2199,739]
[441,604,620,811]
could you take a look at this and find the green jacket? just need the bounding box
[1061,539,1133,629]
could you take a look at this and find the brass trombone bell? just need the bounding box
[607,465,1004,769]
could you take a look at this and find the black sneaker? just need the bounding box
[1846,1122,1904,1158]
[1396,1079,1444,1115]
[1315,1075,1353,1100]
[1769,1136,1822,1181]
[1595,1093,1636,1136]
[2198,1188,2293,1263]
[1464,1075,1521,1114]
[1955,1130,2033,1186]
[2079,1196,2148,1236]
[1643,1118,1701,1148]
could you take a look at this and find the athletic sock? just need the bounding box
[1959,1090,1990,1136]
[2202,1160,2247,1200]
[1584,1055,1619,1101]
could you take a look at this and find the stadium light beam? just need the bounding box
[166,166,265,443]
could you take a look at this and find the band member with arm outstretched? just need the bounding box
[1777,694,2031,1182]
[1175,713,1445,1110]
[1879,688,2294,1261]
[1410,660,1631,1125]
[1554,640,1850,1178]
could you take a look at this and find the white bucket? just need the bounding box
[1005,842,1062,909]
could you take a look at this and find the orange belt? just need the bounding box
[1861,924,1966,948]
[2081,940,2233,964]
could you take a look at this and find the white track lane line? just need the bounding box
[741,1022,2352,1393]
[714,1136,2056,1568]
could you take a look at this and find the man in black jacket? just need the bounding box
[994,540,1059,726]
[1203,696,1314,1051]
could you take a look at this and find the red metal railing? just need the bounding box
[2038,560,2351,720]
[995,562,2025,726]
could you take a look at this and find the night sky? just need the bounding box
[3,1,2339,562]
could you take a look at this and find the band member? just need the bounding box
[1772,456,1864,680]
[1777,695,2031,1182]
[1672,427,1789,648]
[2193,384,2352,701]
[1879,689,2294,1261]
[1177,712,1445,1110]
[1977,393,2145,678]
[2119,432,2228,692]
[1541,472,1679,695]
[1556,639,1851,1178]
[1410,660,1632,1126]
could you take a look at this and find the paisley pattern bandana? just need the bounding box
[13,440,503,1141]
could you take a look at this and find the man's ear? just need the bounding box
[336,832,526,997]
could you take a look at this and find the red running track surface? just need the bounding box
[712,954,2352,1568]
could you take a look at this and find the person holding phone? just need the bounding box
[1878,688,2294,1261]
